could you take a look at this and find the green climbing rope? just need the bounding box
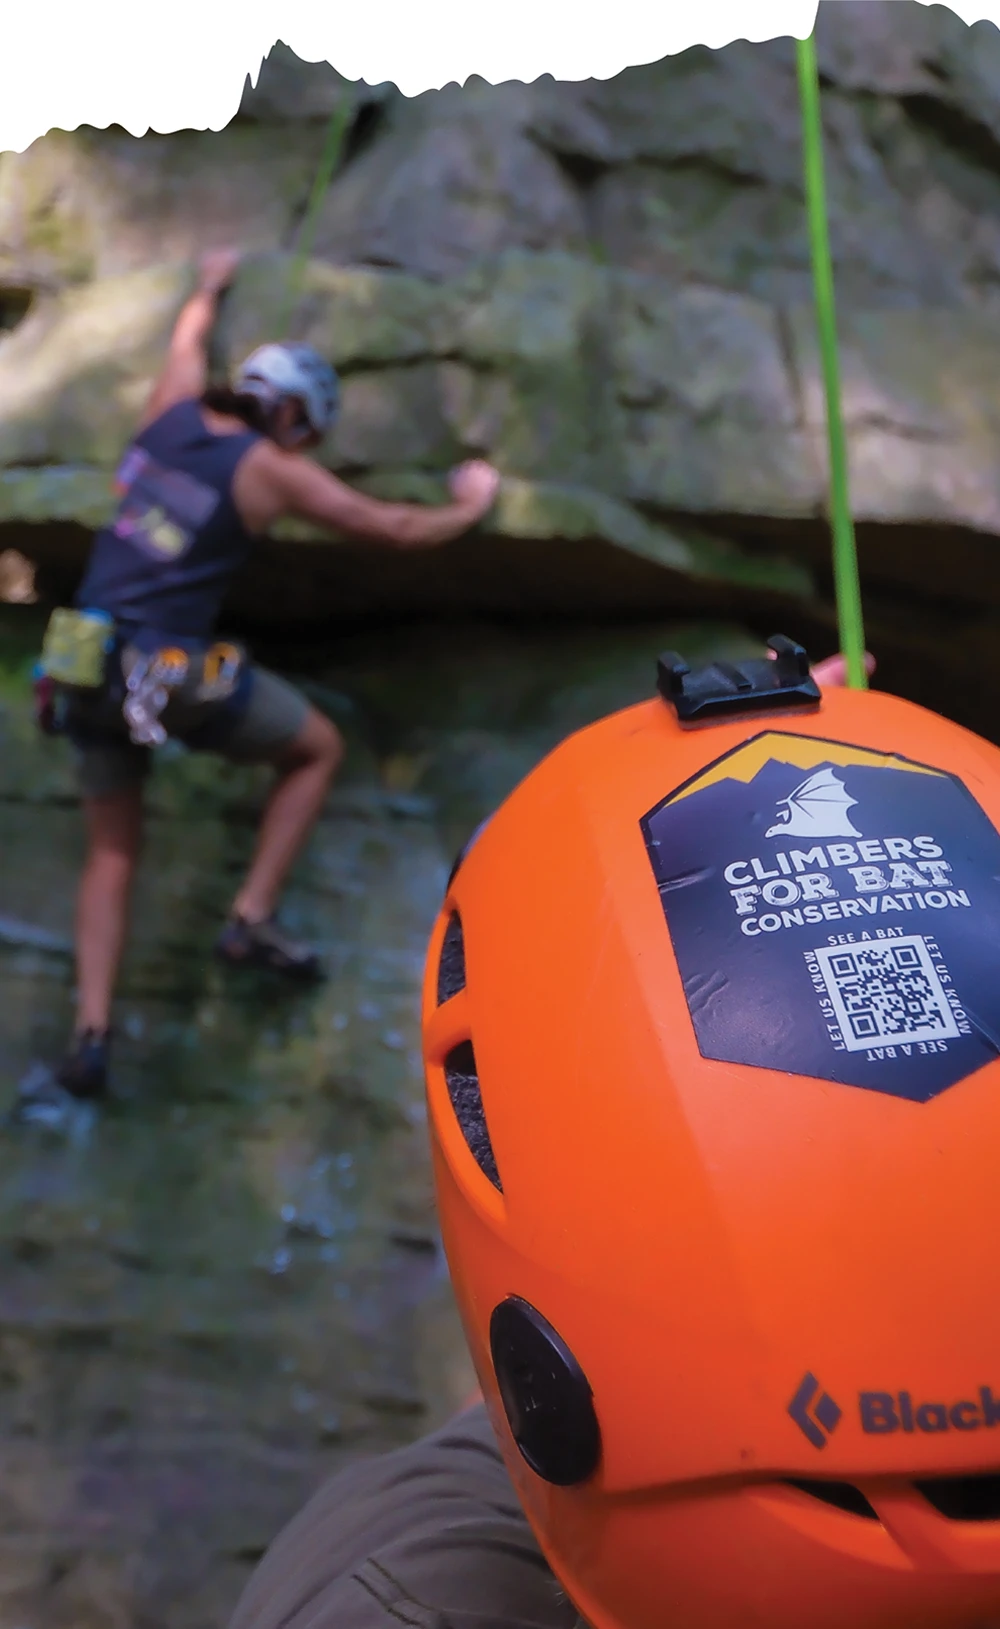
[278,87,355,334]
[796,32,868,690]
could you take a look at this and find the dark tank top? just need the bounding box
[76,399,262,642]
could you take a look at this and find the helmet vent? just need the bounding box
[444,1040,501,1191]
[437,913,466,1004]
[784,1480,879,1520]
[915,1474,1000,1522]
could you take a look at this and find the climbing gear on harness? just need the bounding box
[120,640,248,747]
[122,646,190,747]
[215,914,324,981]
[197,641,242,702]
[38,606,115,689]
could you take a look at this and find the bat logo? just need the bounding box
[765,767,861,840]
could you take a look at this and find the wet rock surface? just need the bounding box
[0,606,753,1627]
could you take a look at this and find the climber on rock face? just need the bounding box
[46,247,500,1102]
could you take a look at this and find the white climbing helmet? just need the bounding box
[233,342,340,437]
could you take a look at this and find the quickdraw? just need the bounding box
[122,641,246,747]
[123,646,190,747]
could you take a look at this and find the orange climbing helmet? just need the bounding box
[421,637,1000,1629]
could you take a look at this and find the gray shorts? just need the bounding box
[64,664,311,801]
[228,1404,582,1629]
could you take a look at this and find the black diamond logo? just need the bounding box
[788,1372,842,1449]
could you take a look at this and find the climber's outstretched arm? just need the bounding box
[138,248,242,430]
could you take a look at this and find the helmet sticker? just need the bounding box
[640,732,1000,1100]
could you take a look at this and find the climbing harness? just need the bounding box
[32,609,247,747]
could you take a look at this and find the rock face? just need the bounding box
[7,11,1000,1620]
[0,614,474,1629]
[0,609,752,1629]
[4,0,1000,646]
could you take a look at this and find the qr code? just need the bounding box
[812,936,960,1052]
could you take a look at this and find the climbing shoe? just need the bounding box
[215,915,324,982]
[54,1028,110,1100]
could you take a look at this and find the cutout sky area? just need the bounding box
[2,0,999,153]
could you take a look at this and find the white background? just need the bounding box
[1,1,997,155]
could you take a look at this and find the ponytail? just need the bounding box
[200,386,273,435]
